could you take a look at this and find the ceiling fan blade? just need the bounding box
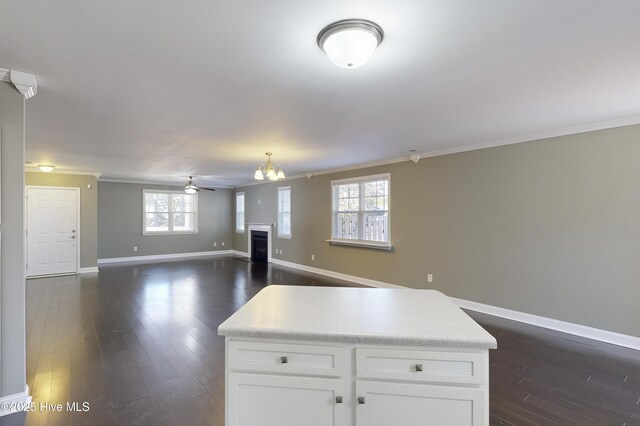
[183,176,215,192]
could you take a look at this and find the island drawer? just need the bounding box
[228,340,345,377]
[356,348,485,385]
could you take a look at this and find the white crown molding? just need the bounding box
[414,114,640,161]
[0,67,38,99]
[234,116,640,189]
[98,177,232,189]
[233,155,409,188]
[25,165,101,178]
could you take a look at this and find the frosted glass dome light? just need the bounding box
[318,19,383,69]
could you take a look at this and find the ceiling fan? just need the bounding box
[184,176,215,194]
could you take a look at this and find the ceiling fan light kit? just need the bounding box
[254,152,286,181]
[184,176,215,194]
[318,19,383,69]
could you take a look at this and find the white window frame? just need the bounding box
[329,173,392,250]
[277,186,292,239]
[142,189,198,235]
[236,192,245,233]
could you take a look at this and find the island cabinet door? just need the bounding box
[355,381,485,426]
[228,372,346,426]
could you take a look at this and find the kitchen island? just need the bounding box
[218,285,497,426]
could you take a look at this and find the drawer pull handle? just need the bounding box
[280,356,288,364]
[335,396,343,404]
[415,363,423,372]
[358,397,366,405]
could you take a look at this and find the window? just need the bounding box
[277,186,291,238]
[236,192,245,233]
[331,174,390,246]
[143,190,197,234]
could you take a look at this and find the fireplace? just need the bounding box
[251,230,268,262]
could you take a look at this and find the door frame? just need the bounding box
[25,185,81,277]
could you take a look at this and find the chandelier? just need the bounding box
[254,152,286,181]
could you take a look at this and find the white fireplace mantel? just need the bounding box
[247,223,273,263]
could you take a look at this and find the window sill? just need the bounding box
[143,231,198,236]
[236,230,245,234]
[325,239,393,250]
[277,234,292,239]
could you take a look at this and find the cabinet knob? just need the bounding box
[358,397,366,405]
[280,356,288,364]
[335,396,343,404]
[415,363,423,372]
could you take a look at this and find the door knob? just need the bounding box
[335,396,343,404]
[358,397,366,405]
[280,356,288,364]
[415,364,423,372]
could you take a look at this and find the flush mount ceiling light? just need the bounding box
[317,19,384,69]
[254,152,285,181]
[38,164,55,172]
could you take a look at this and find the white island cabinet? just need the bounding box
[218,286,497,426]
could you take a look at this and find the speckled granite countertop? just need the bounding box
[218,286,497,349]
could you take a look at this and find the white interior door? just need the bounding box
[27,187,78,277]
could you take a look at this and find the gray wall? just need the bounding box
[98,182,233,259]
[234,124,640,337]
[25,172,98,268]
[0,82,26,397]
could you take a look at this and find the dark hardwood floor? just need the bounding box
[1,256,638,425]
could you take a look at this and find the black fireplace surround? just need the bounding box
[251,230,268,262]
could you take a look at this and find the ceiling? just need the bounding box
[2,0,640,187]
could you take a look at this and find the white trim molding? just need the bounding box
[270,258,404,289]
[262,257,640,350]
[98,250,234,265]
[0,68,37,99]
[25,165,101,179]
[0,385,31,417]
[79,266,99,274]
[233,115,640,189]
[450,297,640,351]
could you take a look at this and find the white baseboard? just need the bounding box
[265,258,640,350]
[450,297,640,351]
[232,250,249,257]
[0,385,31,417]
[270,258,405,289]
[97,250,234,265]
[79,266,99,274]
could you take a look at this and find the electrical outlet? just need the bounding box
[427,274,433,283]
[311,254,315,261]
[280,249,283,255]
[214,242,217,247]
[221,242,225,246]
[133,246,138,252]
